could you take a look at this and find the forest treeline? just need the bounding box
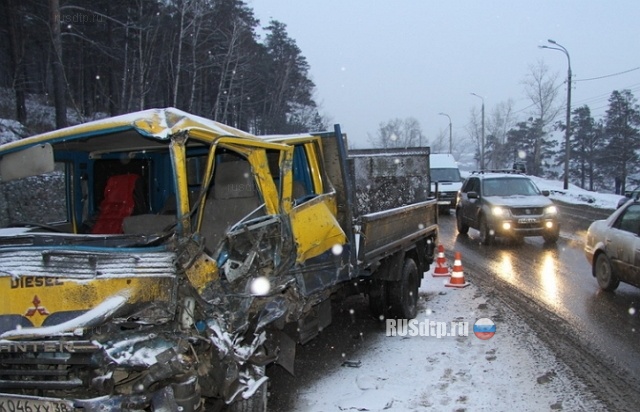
[0,0,325,135]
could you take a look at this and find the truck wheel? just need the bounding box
[388,258,419,319]
[227,368,267,412]
[368,278,388,320]
[456,210,469,234]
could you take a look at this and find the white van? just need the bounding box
[430,153,462,213]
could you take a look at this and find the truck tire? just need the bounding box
[387,258,419,319]
[227,385,267,412]
[227,368,267,412]
[368,278,388,320]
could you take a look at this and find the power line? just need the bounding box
[574,66,640,82]
[462,66,640,130]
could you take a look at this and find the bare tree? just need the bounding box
[368,117,427,148]
[485,99,517,169]
[521,60,563,175]
[430,128,449,153]
[466,106,482,168]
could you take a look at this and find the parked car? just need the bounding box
[585,199,640,291]
[455,170,560,244]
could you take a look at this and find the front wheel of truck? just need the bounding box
[226,364,268,412]
[227,379,267,412]
[368,278,388,321]
[388,258,419,319]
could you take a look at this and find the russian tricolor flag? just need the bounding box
[473,318,496,340]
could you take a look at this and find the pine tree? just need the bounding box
[602,90,640,194]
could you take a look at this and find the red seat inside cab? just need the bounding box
[91,174,144,234]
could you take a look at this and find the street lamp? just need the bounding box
[471,93,485,170]
[539,39,572,190]
[438,112,452,154]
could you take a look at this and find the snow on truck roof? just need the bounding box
[0,107,259,155]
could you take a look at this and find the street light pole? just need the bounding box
[471,93,485,170]
[539,39,572,190]
[438,112,452,154]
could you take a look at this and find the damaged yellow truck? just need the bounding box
[0,108,438,411]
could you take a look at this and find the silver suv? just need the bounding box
[455,171,560,244]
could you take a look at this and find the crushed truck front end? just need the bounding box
[0,241,197,412]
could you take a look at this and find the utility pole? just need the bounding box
[540,39,572,190]
[438,112,452,154]
[471,93,485,170]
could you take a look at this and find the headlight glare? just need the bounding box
[492,206,508,217]
[545,205,558,215]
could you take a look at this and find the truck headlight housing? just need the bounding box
[545,205,558,215]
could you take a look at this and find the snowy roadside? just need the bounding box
[288,269,607,412]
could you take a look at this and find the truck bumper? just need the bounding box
[0,379,201,412]
[0,380,201,412]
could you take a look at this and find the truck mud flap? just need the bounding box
[266,329,296,375]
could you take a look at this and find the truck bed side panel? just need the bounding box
[349,147,431,216]
[358,200,438,265]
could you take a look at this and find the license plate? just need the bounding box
[518,217,538,224]
[0,394,76,412]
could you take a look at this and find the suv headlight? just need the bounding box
[491,206,510,217]
[545,205,558,215]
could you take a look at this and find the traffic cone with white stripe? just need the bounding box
[445,251,470,288]
[432,244,450,277]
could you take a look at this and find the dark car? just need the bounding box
[455,170,560,244]
[584,199,640,291]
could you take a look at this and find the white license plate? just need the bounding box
[518,218,538,224]
[0,395,76,412]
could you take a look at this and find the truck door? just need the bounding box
[193,139,295,294]
[287,142,348,295]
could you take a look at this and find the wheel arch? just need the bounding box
[590,246,608,277]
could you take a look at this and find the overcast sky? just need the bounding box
[250,1,640,150]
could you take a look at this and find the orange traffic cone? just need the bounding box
[432,244,450,277]
[445,251,470,288]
